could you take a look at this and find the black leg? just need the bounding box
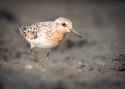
[46,51,50,57]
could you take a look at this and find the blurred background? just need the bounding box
[0,0,125,89]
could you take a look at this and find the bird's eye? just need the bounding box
[62,23,67,27]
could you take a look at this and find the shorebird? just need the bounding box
[0,10,82,49]
[0,9,83,65]
[19,17,82,49]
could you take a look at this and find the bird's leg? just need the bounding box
[30,48,38,62]
[45,49,51,60]
[29,47,42,63]
[46,52,50,58]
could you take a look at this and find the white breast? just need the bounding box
[30,37,57,48]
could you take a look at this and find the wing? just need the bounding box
[20,24,38,40]
[20,21,54,40]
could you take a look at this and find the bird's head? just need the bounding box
[54,17,82,37]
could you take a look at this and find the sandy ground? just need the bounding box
[0,0,125,89]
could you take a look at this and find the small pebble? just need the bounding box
[25,64,33,70]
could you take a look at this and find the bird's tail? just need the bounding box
[0,9,24,36]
